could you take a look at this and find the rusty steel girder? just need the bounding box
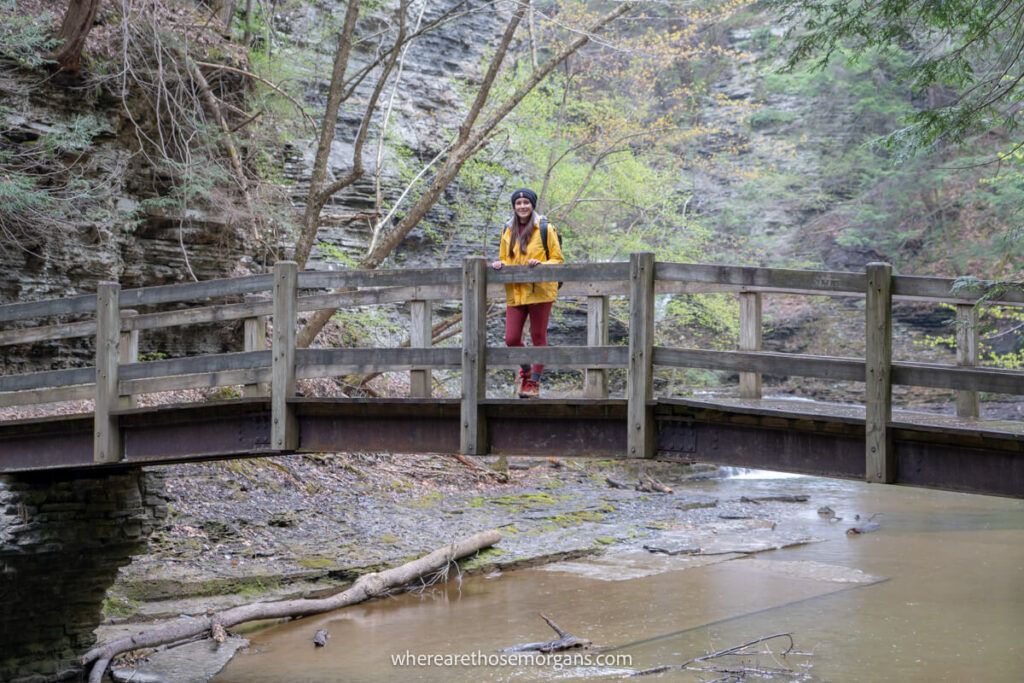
[0,397,1021,498]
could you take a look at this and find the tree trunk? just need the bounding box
[49,0,102,73]
[294,1,635,349]
[82,529,502,683]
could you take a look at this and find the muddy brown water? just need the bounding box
[213,474,1024,682]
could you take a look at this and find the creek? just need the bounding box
[213,473,1024,682]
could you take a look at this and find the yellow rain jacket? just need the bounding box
[498,216,565,306]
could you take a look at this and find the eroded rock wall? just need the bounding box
[0,470,167,682]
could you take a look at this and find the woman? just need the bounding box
[491,188,564,398]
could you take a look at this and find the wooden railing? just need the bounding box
[1,255,1022,481]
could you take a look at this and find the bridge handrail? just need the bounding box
[1,255,1021,480]
[0,274,275,324]
[2,259,1021,339]
[651,347,1024,394]
[6,343,1014,403]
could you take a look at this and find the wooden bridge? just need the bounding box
[1,255,1022,497]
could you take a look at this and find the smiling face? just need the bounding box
[514,197,533,221]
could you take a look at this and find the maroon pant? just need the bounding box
[504,301,553,377]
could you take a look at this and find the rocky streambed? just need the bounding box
[99,454,832,681]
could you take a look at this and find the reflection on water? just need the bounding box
[723,467,805,480]
[215,477,1024,682]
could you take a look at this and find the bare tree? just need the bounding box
[296,0,636,348]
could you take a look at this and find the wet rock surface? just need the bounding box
[100,455,834,680]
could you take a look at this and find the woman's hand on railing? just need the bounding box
[527,259,541,267]
[491,260,504,270]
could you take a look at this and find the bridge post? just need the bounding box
[955,303,980,419]
[738,292,762,399]
[461,257,487,455]
[272,262,298,451]
[627,252,655,458]
[585,295,609,398]
[409,300,432,398]
[118,309,139,410]
[94,282,121,464]
[865,262,893,483]
[243,298,269,398]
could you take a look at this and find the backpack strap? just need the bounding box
[539,216,550,261]
[505,216,552,261]
[502,221,513,261]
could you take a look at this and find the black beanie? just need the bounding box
[510,188,538,209]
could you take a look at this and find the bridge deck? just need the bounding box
[1,396,1020,498]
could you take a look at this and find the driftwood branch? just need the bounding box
[82,529,502,682]
[637,472,672,494]
[503,613,592,653]
[632,632,796,677]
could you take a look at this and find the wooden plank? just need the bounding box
[955,304,979,417]
[120,368,272,396]
[272,262,298,450]
[652,347,865,381]
[738,292,762,399]
[0,366,95,393]
[561,281,630,297]
[0,319,97,346]
[118,350,271,381]
[487,346,627,368]
[865,262,894,484]
[585,296,609,398]
[893,275,1024,305]
[296,347,461,376]
[655,281,864,298]
[461,257,487,455]
[243,313,269,398]
[119,310,139,409]
[488,261,629,284]
[655,262,865,294]
[120,273,273,307]
[94,282,121,464]
[0,384,96,408]
[892,362,1024,394]
[409,300,432,398]
[124,298,273,331]
[295,285,460,312]
[0,293,96,323]
[628,252,656,458]
[298,267,462,289]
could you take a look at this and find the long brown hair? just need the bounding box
[507,211,538,259]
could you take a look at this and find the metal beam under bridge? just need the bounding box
[0,398,1021,498]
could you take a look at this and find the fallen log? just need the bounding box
[637,472,672,494]
[740,495,809,504]
[82,529,502,683]
[503,613,592,653]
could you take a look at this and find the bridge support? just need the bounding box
[409,300,432,398]
[585,295,609,398]
[955,303,979,419]
[865,262,894,483]
[272,262,298,451]
[738,292,762,399]
[627,252,655,458]
[461,257,487,455]
[0,470,167,682]
[94,282,121,464]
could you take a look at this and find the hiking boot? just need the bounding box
[518,378,540,398]
[513,368,529,397]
